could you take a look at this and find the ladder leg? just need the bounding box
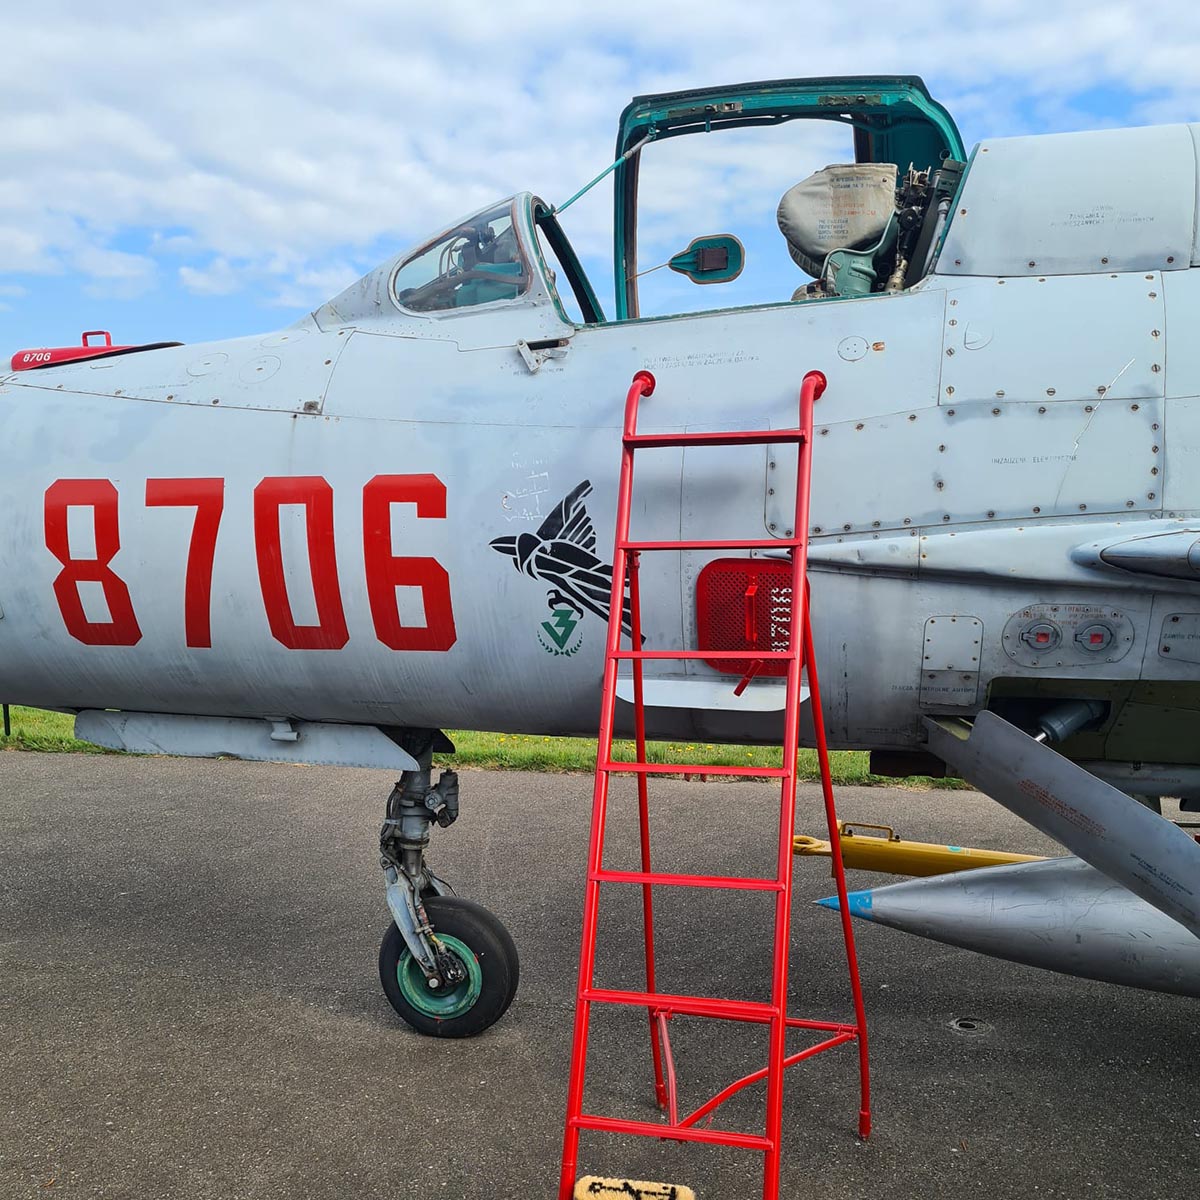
[558,762,615,1199]
[761,504,814,1200]
[760,760,800,1196]
[628,554,669,1110]
[560,414,644,1197]
[803,602,872,1139]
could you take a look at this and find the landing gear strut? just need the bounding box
[377,733,519,1037]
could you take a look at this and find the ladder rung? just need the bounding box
[571,1113,772,1152]
[601,760,787,779]
[621,537,795,552]
[592,869,784,891]
[582,987,779,1025]
[786,1016,861,1034]
[625,430,804,449]
[611,649,793,661]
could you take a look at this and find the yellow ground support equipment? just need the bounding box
[794,822,1044,877]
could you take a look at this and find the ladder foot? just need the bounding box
[858,1109,872,1141]
[574,1178,695,1200]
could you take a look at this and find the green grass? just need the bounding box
[0,705,116,754]
[435,729,874,783]
[1,704,962,786]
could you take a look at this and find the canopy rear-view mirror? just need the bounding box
[668,234,745,285]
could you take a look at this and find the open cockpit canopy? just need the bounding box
[612,75,966,317]
[615,75,963,173]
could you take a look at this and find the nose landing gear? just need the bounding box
[377,732,519,1037]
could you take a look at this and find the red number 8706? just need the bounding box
[43,474,457,652]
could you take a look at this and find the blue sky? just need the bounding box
[2,1,1198,358]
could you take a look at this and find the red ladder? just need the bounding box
[558,369,871,1200]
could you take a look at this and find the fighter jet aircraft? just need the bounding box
[3,75,1200,1033]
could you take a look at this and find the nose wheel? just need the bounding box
[379,895,520,1037]
[375,731,519,1037]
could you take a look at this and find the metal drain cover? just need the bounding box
[949,1015,993,1036]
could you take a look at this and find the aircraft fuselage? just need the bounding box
[4,117,1200,777]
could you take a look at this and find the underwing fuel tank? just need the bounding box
[819,857,1200,999]
[829,709,1200,997]
[924,711,1200,937]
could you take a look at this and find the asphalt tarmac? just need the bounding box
[1,752,1196,1200]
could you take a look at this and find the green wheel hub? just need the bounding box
[396,935,482,1020]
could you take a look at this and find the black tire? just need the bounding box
[378,895,519,1038]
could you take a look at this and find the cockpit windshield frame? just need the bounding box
[385,194,604,331]
[389,197,533,318]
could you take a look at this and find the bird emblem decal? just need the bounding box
[490,480,633,647]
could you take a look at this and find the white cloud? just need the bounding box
[267,263,363,309]
[0,0,1196,324]
[180,253,360,308]
[0,222,66,275]
[74,246,157,298]
[179,257,242,296]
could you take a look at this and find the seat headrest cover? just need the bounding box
[778,164,898,277]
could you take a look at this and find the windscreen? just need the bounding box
[392,201,529,313]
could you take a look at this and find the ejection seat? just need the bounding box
[777,163,899,300]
